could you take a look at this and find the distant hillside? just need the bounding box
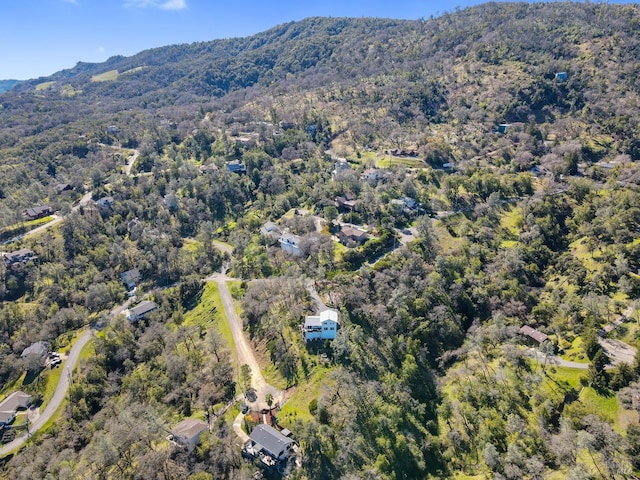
[0,79,19,93]
[0,2,639,217]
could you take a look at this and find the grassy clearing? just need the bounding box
[580,387,619,423]
[433,218,466,255]
[60,84,79,97]
[91,70,119,82]
[35,81,56,91]
[186,282,238,368]
[278,366,333,427]
[571,237,603,273]
[559,336,589,363]
[499,206,523,237]
[376,155,426,169]
[499,239,520,249]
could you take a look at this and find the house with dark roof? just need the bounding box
[335,194,359,212]
[168,418,209,451]
[23,205,53,220]
[55,183,73,194]
[226,160,247,174]
[2,248,36,268]
[337,226,369,247]
[121,268,141,291]
[245,424,295,461]
[519,325,550,346]
[125,301,158,322]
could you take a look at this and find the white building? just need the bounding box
[304,309,339,341]
[279,233,303,256]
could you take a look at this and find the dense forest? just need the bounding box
[0,2,640,479]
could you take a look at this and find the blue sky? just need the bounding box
[0,0,634,80]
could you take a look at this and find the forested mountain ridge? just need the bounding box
[0,2,640,479]
[1,3,640,222]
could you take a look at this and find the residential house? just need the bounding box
[20,341,49,369]
[361,168,387,185]
[497,123,511,134]
[260,222,282,244]
[519,325,550,346]
[245,424,295,461]
[279,233,303,256]
[125,301,158,322]
[304,309,339,341]
[390,196,419,214]
[121,268,141,291]
[226,160,247,174]
[169,418,209,451]
[332,159,351,177]
[335,194,358,212]
[0,391,32,414]
[260,222,281,237]
[96,196,115,208]
[0,411,16,427]
[24,205,53,220]
[337,226,369,247]
[55,183,73,194]
[2,248,36,268]
[107,125,120,134]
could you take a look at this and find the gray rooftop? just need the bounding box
[0,391,32,412]
[129,301,158,317]
[249,424,294,457]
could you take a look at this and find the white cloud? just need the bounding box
[62,0,79,4]
[97,47,106,53]
[125,0,187,10]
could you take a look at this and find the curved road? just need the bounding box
[0,299,133,458]
[0,329,92,457]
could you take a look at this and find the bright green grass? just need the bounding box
[376,155,426,169]
[91,70,119,82]
[182,238,202,254]
[559,336,589,363]
[35,81,55,90]
[278,367,333,427]
[571,237,603,273]
[499,206,523,237]
[581,387,619,423]
[0,372,26,397]
[433,219,465,255]
[186,282,237,367]
[499,239,520,249]
[41,361,63,406]
[545,365,585,390]
[60,84,79,97]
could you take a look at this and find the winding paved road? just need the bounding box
[0,299,133,458]
[0,329,92,457]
